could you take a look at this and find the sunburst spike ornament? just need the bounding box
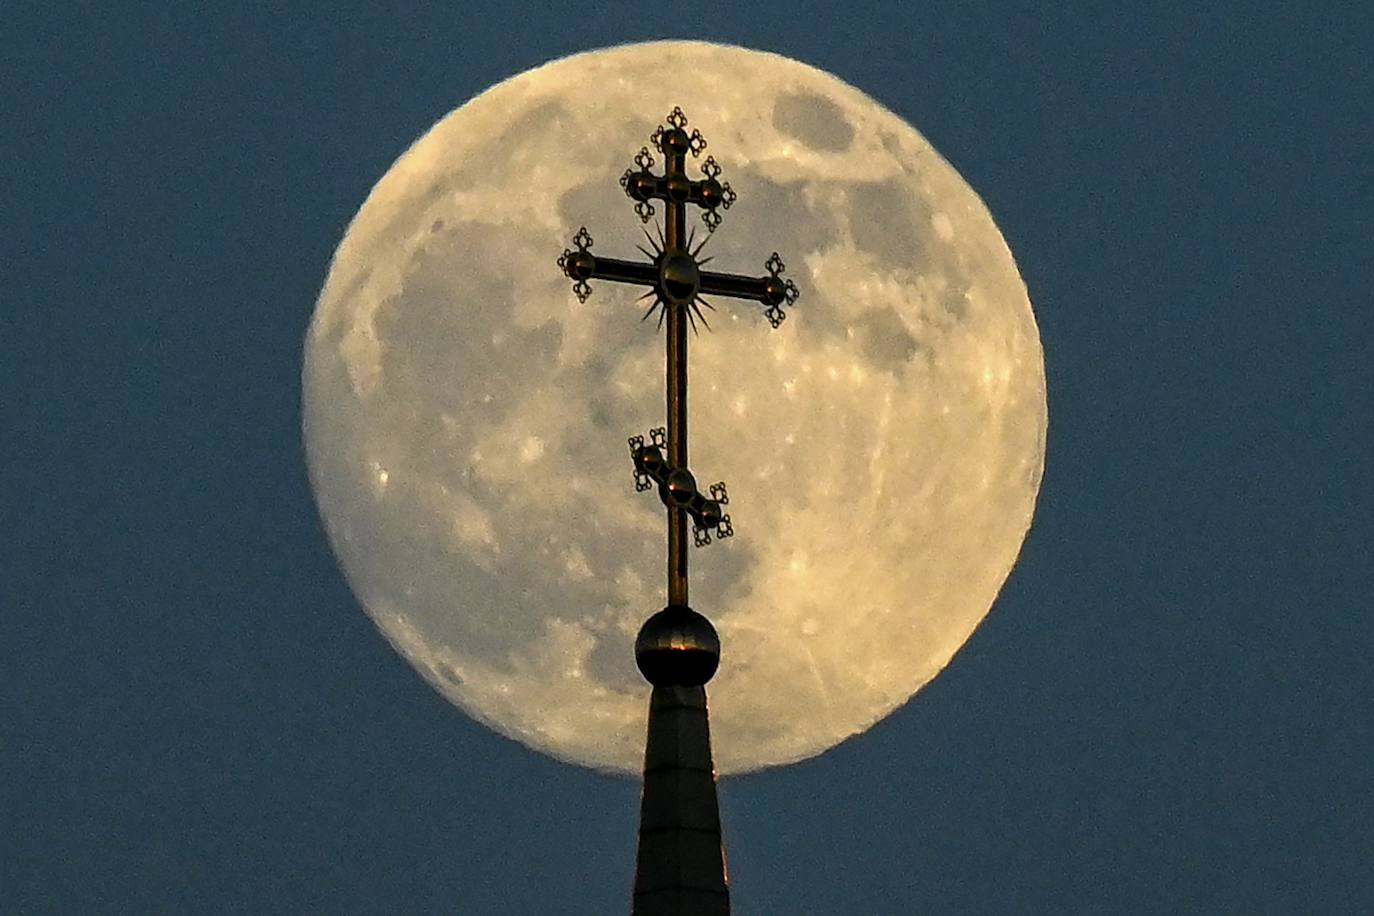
[642,225,663,255]
[690,300,713,333]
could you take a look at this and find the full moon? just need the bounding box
[304,42,1046,774]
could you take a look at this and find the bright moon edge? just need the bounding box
[303,41,1047,776]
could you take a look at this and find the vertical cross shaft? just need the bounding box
[663,139,690,606]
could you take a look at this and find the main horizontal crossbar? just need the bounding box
[583,255,783,307]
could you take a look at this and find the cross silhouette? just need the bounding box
[559,106,798,607]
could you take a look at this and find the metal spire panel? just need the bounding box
[633,686,729,916]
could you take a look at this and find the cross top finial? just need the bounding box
[561,108,798,330]
[623,108,733,235]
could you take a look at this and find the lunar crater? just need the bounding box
[850,179,931,270]
[772,90,856,152]
[854,306,922,371]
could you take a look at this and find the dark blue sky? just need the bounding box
[6,3,1371,913]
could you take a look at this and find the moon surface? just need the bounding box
[303,42,1046,775]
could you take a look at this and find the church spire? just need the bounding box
[632,609,729,915]
[559,106,798,916]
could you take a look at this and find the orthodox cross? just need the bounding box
[559,107,798,916]
[558,106,799,610]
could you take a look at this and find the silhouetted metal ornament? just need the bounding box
[658,252,700,304]
[562,107,800,913]
[763,276,787,306]
[564,250,595,280]
[559,108,796,325]
[699,179,722,209]
[636,444,667,478]
[693,496,723,529]
[661,467,698,508]
[635,604,721,687]
[621,170,655,201]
